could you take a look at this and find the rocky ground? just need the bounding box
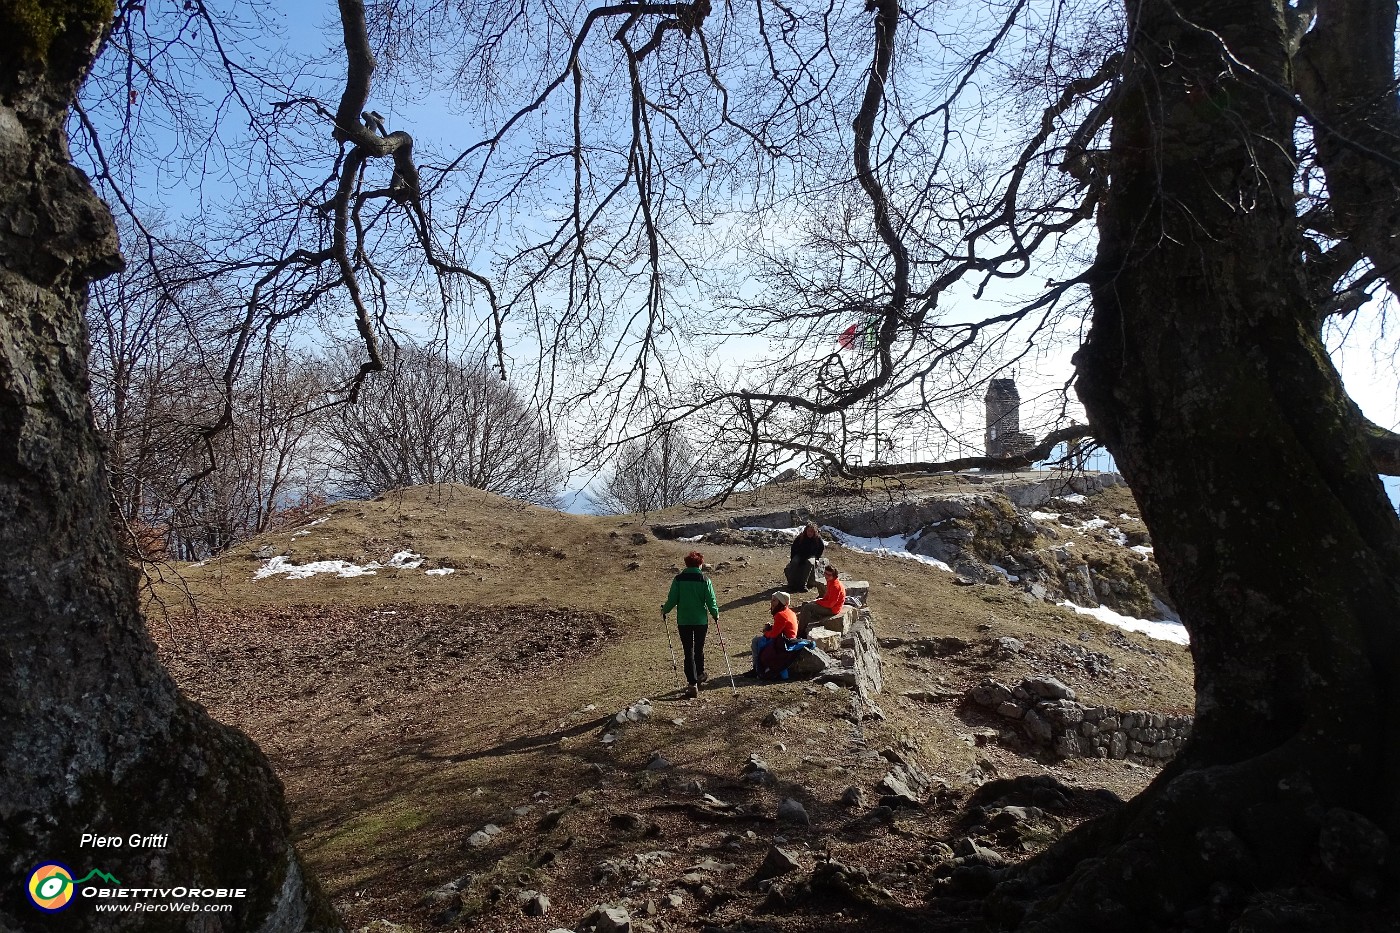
[150,476,1196,933]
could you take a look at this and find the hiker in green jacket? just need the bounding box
[662,551,720,697]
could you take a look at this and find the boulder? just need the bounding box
[1023,676,1076,701]
[593,905,633,933]
[785,644,836,679]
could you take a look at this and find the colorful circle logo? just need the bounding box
[27,863,75,912]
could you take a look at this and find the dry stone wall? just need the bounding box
[967,676,1192,763]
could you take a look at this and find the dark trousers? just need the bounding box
[785,557,817,591]
[678,625,707,684]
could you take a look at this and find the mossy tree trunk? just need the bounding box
[994,0,1400,928]
[0,5,338,931]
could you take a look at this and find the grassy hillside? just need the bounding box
[150,482,1194,932]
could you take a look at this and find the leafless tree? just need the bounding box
[322,342,563,504]
[592,428,712,514]
[87,244,331,559]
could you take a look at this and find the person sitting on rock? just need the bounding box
[662,551,719,698]
[784,521,825,592]
[748,591,799,676]
[796,564,846,637]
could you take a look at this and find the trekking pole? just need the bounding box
[660,611,682,690]
[710,616,739,696]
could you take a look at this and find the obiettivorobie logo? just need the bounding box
[26,863,121,912]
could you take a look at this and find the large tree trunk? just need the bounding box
[0,5,338,931]
[993,0,1400,929]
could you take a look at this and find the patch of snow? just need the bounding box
[187,560,207,568]
[424,568,456,576]
[1079,517,1111,530]
[1061,493,1088,504]
[1030,511,1060,521]
[254,549,426,580]
[1130,545,1155,557]
[291,530,311,538]
[822,528,954,573]
[385,550,424,569]
[1059,600,1189,645]
[254,556,378,580]
[989,564,1020,583]
[678,534,706,542]
[741,525,804,536]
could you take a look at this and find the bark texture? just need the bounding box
[990,0,1400,929]
[0,4,338,930]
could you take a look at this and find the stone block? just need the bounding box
[806,626,842,653]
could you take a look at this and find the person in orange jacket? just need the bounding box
[797,564,846,636]
[748,591,798,675]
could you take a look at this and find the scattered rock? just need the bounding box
[755,845,801,880]
[993,636,1025,655]
[878,772,920,806]
[466,824,502,848]
[741,755,774,785]
[776,797,810,827]
[839,785,866,807]
[518,890,550,916]
[417,874,473,907]
[613,699,654,725]
[646,751,673,771]
[590,904,633,933]
[762,708,796,727]
[609,812,646,832]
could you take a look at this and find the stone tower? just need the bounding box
[985,377,1036,459]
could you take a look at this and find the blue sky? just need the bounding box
[80,0,1400,515]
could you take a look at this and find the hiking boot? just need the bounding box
[697,673,708,685]
[685,684,699,698]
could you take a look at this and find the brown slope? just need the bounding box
[148,482,1194,933]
